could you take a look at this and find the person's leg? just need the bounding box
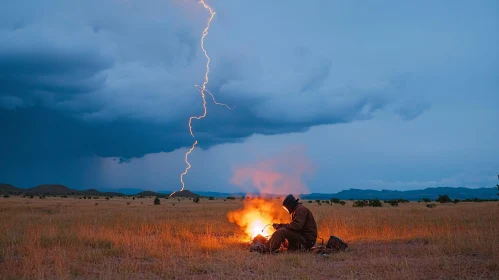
[267,228,303,251]
[267,228,286,251]
[283,229,303,251]
[300,237,315,250]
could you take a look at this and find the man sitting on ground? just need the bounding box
[257,194,318,253]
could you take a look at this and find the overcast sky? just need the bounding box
[1,0,498,193]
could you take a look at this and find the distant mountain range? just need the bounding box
[196,187,498,200]
[300,187,498,200]
[0,184,497,200]
[0,184,126,196]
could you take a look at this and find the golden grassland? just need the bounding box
[0,196,498,280]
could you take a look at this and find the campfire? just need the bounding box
[227,198,288,241]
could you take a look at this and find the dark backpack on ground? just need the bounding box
[326,236,348,251]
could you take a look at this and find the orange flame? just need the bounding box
[227,198,289,239]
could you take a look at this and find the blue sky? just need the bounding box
[0,0,498,193]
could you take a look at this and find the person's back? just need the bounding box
[289,203,317,244]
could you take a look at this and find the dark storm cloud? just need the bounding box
[0,41,113,109]
[0,0,454,177]
[0,1,398,163]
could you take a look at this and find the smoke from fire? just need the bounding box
[231,146,315,196]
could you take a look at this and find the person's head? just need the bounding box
[282,194,299,213]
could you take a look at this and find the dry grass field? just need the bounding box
[0,196,498,280]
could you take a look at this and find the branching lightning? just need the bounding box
[170,0,231,197]
[195,84,232,110]
[187,0,215,138]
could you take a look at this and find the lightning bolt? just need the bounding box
[170,0,231,197]
[188,0,215,138]
[179,140,197,192]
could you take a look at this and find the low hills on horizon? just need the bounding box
[0,184,200,198]
[0,183,497,200]
[0,184,126,197]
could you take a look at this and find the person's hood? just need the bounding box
[283,194,299,213]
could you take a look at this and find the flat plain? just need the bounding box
[0,196,498,279]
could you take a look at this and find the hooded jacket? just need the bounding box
[285,203,318,242]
